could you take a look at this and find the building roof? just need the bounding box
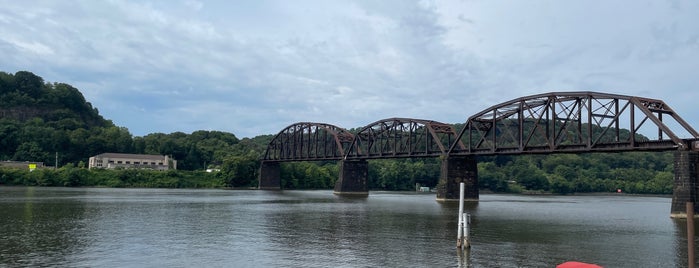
[93,153,170,160]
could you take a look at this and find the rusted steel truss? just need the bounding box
[263,122,354,161]
[345,118,464,159]
[263,92,699,162]
[448,92,699,155]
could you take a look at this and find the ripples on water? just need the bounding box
[0,187,693,267]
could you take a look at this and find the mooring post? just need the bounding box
[456,182,470,250]
[688,202,695,268]
[457,182,464,248]
[465,213,470,249]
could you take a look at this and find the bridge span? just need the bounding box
[259,92,699,217]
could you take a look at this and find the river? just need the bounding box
[0,187,694,267]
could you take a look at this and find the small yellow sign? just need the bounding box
[28,163,37,171]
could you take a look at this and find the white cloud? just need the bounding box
[5,38,54,55]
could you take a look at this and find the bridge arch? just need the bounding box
[345,117,463,159]
[449,91,699,155]
[262,122,354,161]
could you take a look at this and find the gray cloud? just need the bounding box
[1,0,698,138]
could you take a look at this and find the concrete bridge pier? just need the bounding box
[258,161,281,190]
[672,151,699,218]
[436,156,478,202]
[334,160,369,196]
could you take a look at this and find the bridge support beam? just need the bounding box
[334,160,369,196]
[258,161,281,190]
[672,151,699,218]
[437,156,478,202]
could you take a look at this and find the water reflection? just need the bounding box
[0,187,88,267]
[456,248,472,268]
[462,194,680,267]
[0,188,689,267]
[259,192,454,267]
[672,218,699,267]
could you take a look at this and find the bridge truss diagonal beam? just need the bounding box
[344,118,464,159]
[262,122,354,162]
[448,91,699,156]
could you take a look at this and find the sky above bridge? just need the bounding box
[1,1,698,138]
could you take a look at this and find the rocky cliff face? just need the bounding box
[0,107,51,121]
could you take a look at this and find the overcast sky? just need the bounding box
[1,0,698,138]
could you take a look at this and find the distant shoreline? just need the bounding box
[0,184,674,198]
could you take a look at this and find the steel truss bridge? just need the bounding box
[263,92,699,162]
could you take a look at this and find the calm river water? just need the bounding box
[0,187,695,267]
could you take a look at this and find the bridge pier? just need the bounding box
[437,156,478,202]
[334,160,369,196]
[672,151,699,218]
[258,161,281,190]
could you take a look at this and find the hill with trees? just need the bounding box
[0,71,270,187]
[0,71,677,194]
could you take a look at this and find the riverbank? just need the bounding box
[0,165,676,196]
[478,188,672,198]
[0,167,225,188]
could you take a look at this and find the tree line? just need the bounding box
[275,151,674,194]
[0,71,678,194]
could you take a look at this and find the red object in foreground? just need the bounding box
[557,261,603,268]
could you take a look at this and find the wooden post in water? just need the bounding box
[465,213,470,249]
[688,202,695,268]
[456,182,470,250]
[457,182,464,248]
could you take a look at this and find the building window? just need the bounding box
[134,161,140,165]
[117,161,123,164]
[108,160,114,163]
[158,162,163,165]
[126,161,130,164]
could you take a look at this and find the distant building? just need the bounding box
[0,161,44,171]
[88,153,177,170]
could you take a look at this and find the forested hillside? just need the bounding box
[0,71,269,169]
[0,71,271,187]
[0,71,677,194]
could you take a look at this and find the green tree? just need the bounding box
[0,71,15,95]
[507,158,549,190]
[221,155,259,187]
[542,154,583,174]
[14,70,44,99]
[13,142,48,162]
[553,165,577,181]
[0,118,20,159]
[478,161,509,192]
[548,174,572,194]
